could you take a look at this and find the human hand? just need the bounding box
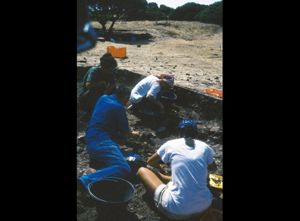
[131,130,140,137]
[120,145,134,152]
[96,81,108,89]
[83,168,96,175]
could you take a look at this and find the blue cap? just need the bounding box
[178,119,197,130]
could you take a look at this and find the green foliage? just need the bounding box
[88,0,147,33]
[147,2,158,9]
[88,0,222,27]
[169,3,208,21]
[144,9,166,20]
[195,1,222,26]
[125,2,174,21]
[159,4,174,18]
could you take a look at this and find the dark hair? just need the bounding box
[115,85,131,101]
[180,125,197,148]
[180,125,197,138]
[100,53,117,69]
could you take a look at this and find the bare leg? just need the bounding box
[137,167,164,194]
[153,170,171,184]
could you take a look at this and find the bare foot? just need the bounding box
[83,168,96,175]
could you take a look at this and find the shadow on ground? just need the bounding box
[94,28,154,45]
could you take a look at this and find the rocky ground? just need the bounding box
[77,108,222,221]
[77,21,222,221]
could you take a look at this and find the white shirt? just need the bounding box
[129,75,161,104]
[157,138,215,215]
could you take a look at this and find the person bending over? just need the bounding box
[129,73,174,114]
[78,85,139,190]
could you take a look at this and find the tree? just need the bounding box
[169,3,208,21]
[147,2,158,9]
[143,2,165,20]
[159,4,174,18]
[195,1,222,26]
[88,0,147,36]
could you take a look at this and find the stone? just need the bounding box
[156,127,166,133]
[136,214,146,220]
[77,145,84,153]
[210,126,220,132]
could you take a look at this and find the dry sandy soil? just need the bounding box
[77,21,222,221]
[77,20,222,92]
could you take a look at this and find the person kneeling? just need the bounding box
[137,119,216,220]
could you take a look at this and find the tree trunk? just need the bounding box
[101,23,106,32]
[107,14,124,38]
[97,18,106,32]
[107,20,116,37]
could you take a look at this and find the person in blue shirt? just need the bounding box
[78,85,139,190]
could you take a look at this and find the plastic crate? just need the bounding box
[107,46,126,58]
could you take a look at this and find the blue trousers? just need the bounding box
[79,140,131,189]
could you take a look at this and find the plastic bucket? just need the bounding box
[88,177,135,207]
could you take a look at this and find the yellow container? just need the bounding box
[107,46,127,58]
[209,174,223,190]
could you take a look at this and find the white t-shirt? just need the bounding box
[157,138,215,216]
[129,75,161,104]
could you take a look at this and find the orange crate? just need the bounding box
[205,88,223,98]
[107,46,126,58]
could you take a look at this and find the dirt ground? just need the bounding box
[77,21,222,221]
[77,21,222,92]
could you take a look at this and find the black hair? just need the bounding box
[100,53,117,69]
[180,126,197,148]
[115,84,131,101]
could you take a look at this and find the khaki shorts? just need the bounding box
[154,184,192,220]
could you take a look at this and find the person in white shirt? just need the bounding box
[137,119,217,220]
[129,73,175,113]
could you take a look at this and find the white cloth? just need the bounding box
[156,138,215,216]
[129,75,161,104]
[154,184,191,220]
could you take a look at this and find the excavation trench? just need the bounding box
[77,67,222,221]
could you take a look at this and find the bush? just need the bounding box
[144,8,167,20]
[160,4,174,18]
[195,1,222,26]
[169,3,208,21]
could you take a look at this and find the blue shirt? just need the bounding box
[86,94,130,144]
